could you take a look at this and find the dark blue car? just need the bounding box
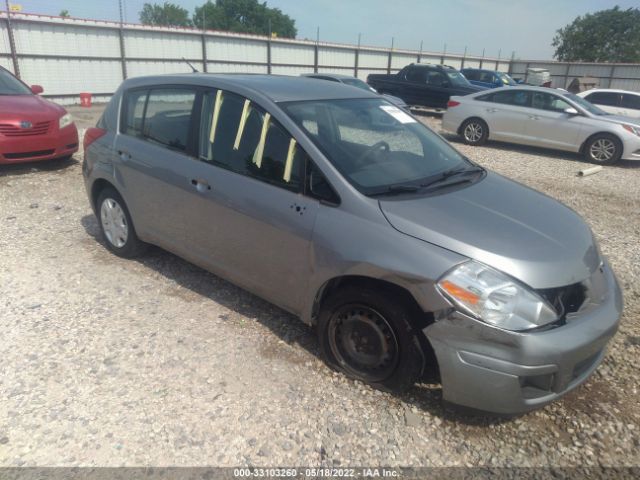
[461,68,518,89]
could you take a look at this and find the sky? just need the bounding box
[10,0,640,59]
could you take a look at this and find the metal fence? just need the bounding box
[1,12,640,105]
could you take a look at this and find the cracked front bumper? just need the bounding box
[424,260,622,414]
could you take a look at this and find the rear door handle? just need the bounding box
[191,178,211,193]
[528,115,540,120]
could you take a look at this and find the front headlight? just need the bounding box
[622,124,640,137]
[437,261,558,331]
[59,113,73,129]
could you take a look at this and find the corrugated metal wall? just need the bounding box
[1,12,638,105]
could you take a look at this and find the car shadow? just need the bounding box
[80,213,514,426]
[0,156,78,177]
[441,133,640,169]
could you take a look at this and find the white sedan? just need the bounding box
[577,88,640,119]
[442,86,640,164]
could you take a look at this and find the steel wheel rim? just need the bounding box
[590,138,615,162]
[464,122,483,143]
[328,304,399,382]
[100,198,128,248]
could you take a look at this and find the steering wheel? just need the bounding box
[355,141,390,165]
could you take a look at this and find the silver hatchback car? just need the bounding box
[83,74,622,414]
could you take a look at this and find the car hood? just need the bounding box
[0,94,64,121]
[379,172,600,289]
[597,114,640,127]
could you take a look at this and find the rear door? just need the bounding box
[620,92,640,118]
[114,86,201,251]
[188,89,318,314]
[525,91,584,150]
[477,90,532,142]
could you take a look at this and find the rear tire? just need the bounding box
[584,133,622,165]
[317,286,425,393]
[96,187,146,258]
[460,118,489,146]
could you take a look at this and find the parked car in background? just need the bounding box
[302,73,408,109]
[442,86,640,164]
[577,89,640,119]
[367,63,486,109]
[461,68,517,88]
[84,74,621,414]
[0,66,78,165]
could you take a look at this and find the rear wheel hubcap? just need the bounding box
[100,198,128,248]
[464,122,483,142]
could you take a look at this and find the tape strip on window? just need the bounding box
[252,112,271,167]
[233,99,251,150]
[283,138,297,183]
[209,90,224,144]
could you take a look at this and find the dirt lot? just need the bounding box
[1,104,639,468]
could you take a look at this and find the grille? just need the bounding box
[3,149,55,159]
[0,121,51,137]
[538,282,587,320]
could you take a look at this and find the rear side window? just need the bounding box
[123,90,148,136]
[199,90,305,192]
[406,67,427,82]
[143,89,196,151]
[621,93,640,110]
[491,90,530,107]
[585,91,620,107]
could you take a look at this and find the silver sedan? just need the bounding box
[442,86,640,164]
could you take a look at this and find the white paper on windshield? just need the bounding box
[379,105,416,124]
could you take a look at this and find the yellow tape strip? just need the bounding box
[283,138,297,183]
[252,112,270,168]
[209,90,224,144]
[233,99,251,150]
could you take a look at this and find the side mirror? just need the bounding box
[31,85,44,94]
[564,107,579,115]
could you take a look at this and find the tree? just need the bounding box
[552,6,640,62]
[193,0,296,38]
[59,10,70,17]
[139,2,192,27]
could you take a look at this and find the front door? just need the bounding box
[525,91,583,150]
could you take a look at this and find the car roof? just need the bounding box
[121,73,377,103]
[579,88,638,95]
[302,73,357,80]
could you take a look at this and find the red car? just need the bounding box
[0,66,78,165]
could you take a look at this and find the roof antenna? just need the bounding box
[183,57,198,73]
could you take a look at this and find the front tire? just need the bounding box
[584,134,622,165]
[317,286,425,393]
[460,118,489,146]
[96,187,145,258]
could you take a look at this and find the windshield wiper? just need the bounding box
[369,184,421,196]
[420,166,484,189]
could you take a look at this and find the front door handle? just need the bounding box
[528,115,540,120]
[486,108,498,113]
[191,178,211,193]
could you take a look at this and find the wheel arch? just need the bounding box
[457,116,489,136]
[90,178,119,212]
[579,131,623,155]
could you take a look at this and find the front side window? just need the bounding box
[444,70,471,87]
[143,89,196,151]
[478,71,495,84]
[563,93,608,115]
[531,92,572,112]
[426,71,447,86]
[0,68,31,95]
[283,98,473,196]
[199,90,304,192]
[621,93,640,110]
[584,91,620,107]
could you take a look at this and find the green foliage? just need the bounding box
[193,0,297,38]
[552,6,640,62]
[59,10,70,18]
[139,2,192,27]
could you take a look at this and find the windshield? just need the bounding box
[0,68,31,95]
[342,77,375,92]
[282,98,473,196]
[498,72,517,86]
[564,92,609,115]
[446,71,471,87]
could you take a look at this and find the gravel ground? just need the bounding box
[1,105,639,468]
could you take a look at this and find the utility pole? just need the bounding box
[4,0,20,77]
